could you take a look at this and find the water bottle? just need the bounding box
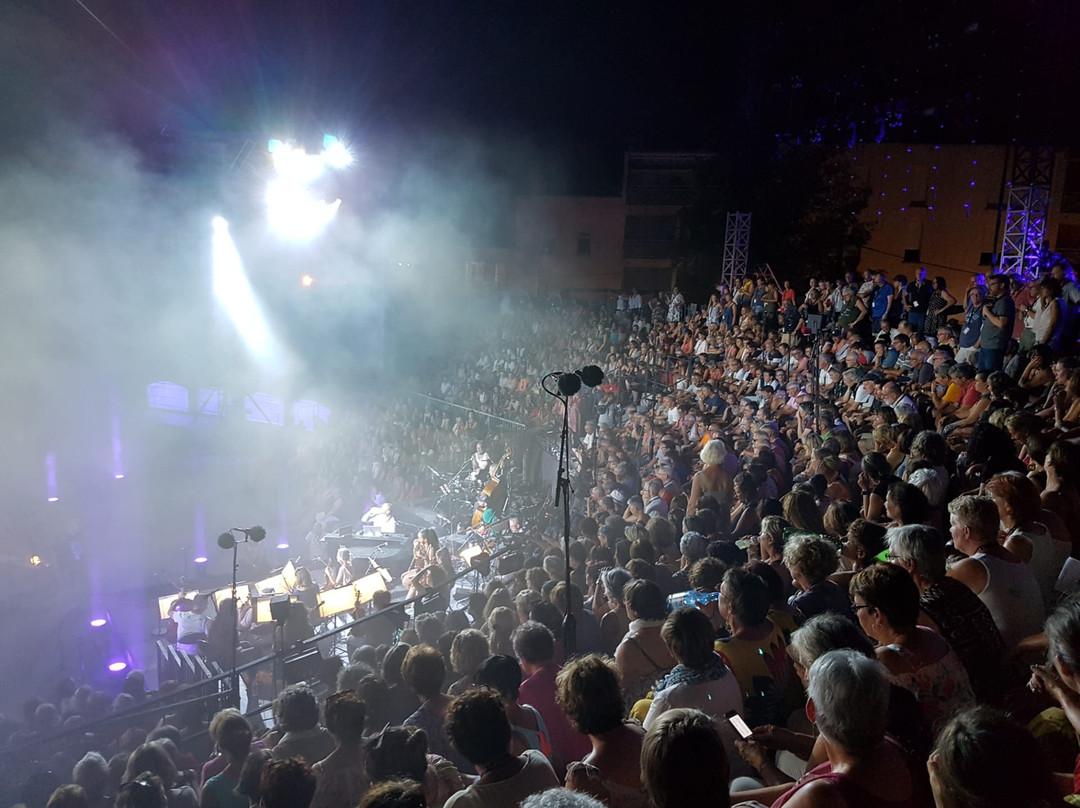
[668,590,720,610]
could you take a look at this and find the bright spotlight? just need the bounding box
[212,218,275,362]
[28,554,43,566]
[107,661,128,673]
[300,274,315,288]
[194,556,208,564]
[265,181,341,241]
[211,215,229,232]
[265,136,351,241]
[90,618,107,628]
[114,474,125,480]
[322,136,354,169]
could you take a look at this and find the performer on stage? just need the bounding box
[324,547,356,589]
[400,527,455,593]
[471,442,492,480]
[361,502,397,534]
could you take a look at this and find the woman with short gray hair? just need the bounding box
[767,650,922,808]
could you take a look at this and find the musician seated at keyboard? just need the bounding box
[361,502,397,534]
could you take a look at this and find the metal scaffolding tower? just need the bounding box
[721,212,752,291]
[999,146,1055,278]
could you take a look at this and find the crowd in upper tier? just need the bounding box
[10,261,1080,808]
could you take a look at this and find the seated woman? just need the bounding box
[442,689,560,808]
[310,692,368,808]
[850,564,974,732]
[596,568,631,656]
[830,518,887,592]
[642,709,731,808]
[474,654,558,772]
[747,650,926,808]
[643,608,747,783]
[884,481,931,529]
[557,654,652,808]
[715,567,803,728]
[614,580,676,707]
[783,534,851,621]
[928,706,1057,808]
[324,547,356,589]
[401,645,473,773]
[755,515,795,598]
[365,725,467,808]
[447,630,490,697]
[986,471,1071,605]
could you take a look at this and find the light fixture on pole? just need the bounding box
[217,525,266,706]
[540,365,604,658]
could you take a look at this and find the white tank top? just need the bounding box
[972,552,1045,647]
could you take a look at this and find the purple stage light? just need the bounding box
[46,452,59,502]
[194,556,208,564]
[114,474,125,480]
[108,661,128,672]
[276,541,290,549]
[90,618,107,628]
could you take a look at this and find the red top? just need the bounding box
[518,664,592,765]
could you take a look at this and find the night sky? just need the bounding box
[9,0,1080,194]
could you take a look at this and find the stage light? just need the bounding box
[45,452,59,502]
[114,474,125,480]
[322,136,354,169]
[265,181,341,241]
[212,217,275,362]
[217,531,236,550]
[29,554,43,566]
[277,541,290,549]
[194,555,208,564]
[107,661,128,673]
[300,274,314,288]
[90,618,107,628]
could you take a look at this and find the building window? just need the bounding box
[577,234,591,255]
[541,238,555,255]
[467,261,485,283]
[902,249,921,263]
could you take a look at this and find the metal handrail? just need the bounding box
[9,545,512,755]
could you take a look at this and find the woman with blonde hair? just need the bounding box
[688,438,733,521]
[484,606,518,657]
[447,630,490,697]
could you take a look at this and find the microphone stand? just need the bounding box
[542,372,576,658]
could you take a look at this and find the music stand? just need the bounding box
[317,584,358,620]
[252,573,286,596]
[353,571,388,605]
[157,593,185,621]
[280,560,299,591]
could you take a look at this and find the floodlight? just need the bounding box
[322,138,353,169]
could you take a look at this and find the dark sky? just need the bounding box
[11,1,1080,194]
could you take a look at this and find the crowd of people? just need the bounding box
[9,260,1080,808]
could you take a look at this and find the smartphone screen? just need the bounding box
[726,710,753,739]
